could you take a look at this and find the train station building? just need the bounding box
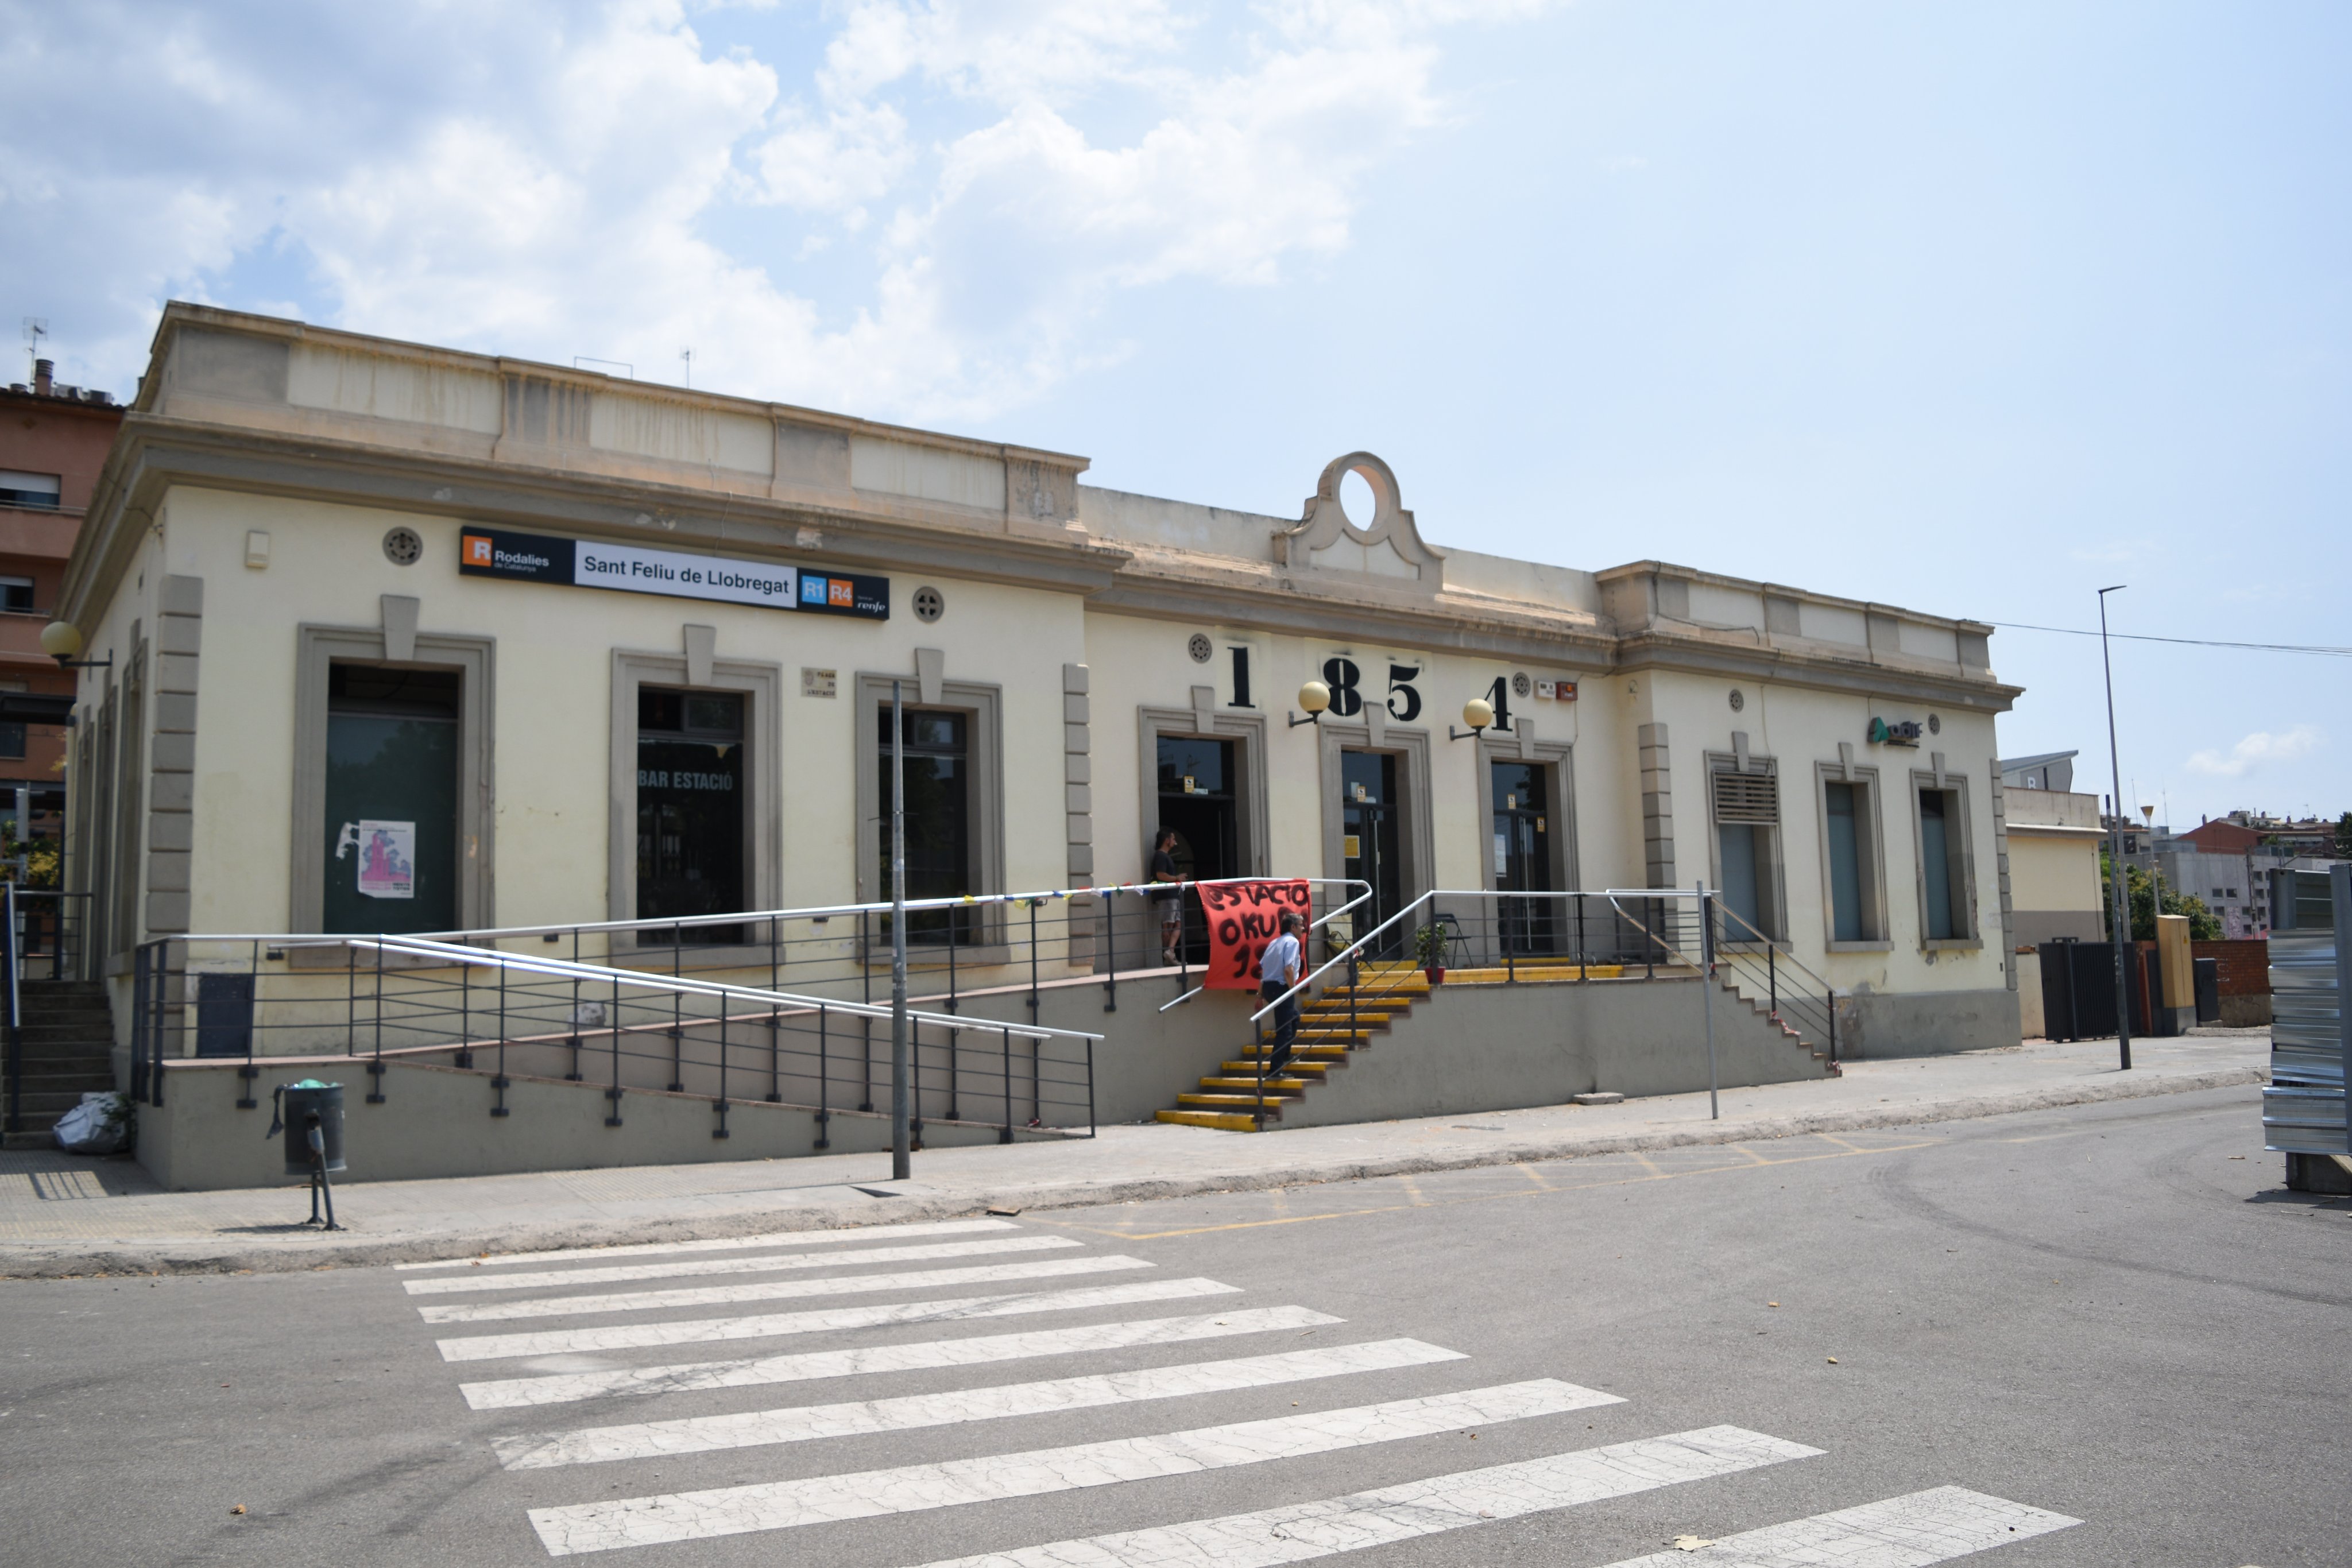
[48,305,2029,1179]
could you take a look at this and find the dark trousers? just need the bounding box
[1259,978,1299,1068]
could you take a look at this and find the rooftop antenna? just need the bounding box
[22,317,48,381]
[680,347,693,388]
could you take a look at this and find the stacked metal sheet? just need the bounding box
[2262,866,2350,1155]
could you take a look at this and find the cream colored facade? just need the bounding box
[60,305,2025,1057]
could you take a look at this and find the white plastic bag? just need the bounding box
[54,1091,133,1155]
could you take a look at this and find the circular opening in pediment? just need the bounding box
[1338,467,1377,531]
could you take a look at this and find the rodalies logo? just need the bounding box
[463,535,493,566]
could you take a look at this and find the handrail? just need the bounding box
[287,935,1105,1046]
[1251,889,1438,1024]
[277,876,1373,950]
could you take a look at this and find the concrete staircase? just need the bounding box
[3,980,119,1149]
[1156,975,1432,1129]
[1154,960,1835,1132]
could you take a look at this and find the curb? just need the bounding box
[0,1066,2266,1279]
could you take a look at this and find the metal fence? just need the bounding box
[130,934,1105,1146]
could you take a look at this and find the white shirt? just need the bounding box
[1259,931,1301,985]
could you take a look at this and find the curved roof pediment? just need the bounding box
[1273,452,1445,593]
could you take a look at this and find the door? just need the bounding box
[322,664,459,934]
[1156,735,1237,965]
[637,687,748,943]
[1341,750,1403,958]
[1490,760,1557,956]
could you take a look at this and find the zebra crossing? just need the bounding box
[398,1216,2083,1563]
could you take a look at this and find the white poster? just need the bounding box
[355,820,416,900]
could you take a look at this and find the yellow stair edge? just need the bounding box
[1199,1076,1310,1092]
[1156,1109,1261,1131]
[1178,1092,1290,1109]
[1222,1060,1333,1075]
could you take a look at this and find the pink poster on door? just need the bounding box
[356,820,416,900]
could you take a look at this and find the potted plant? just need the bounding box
[1413,921,1449,984]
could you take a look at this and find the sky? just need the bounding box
[3,0,2345,829]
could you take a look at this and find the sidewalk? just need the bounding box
[0,1032,2269,1277]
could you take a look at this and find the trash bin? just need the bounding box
[273,1079,346,1176]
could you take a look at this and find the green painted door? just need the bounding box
[322,665,459,934]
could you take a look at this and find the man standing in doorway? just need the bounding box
[1149,827,1185,966]
[1260,908,1304,1074]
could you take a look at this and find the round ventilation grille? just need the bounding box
[1187,633,1213,664]
[382,526,424,566]
[912,586,945,624]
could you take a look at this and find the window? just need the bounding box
[0,471,60,511]
[636,687,747,939]
[1708,761,1781,942]
[879,704,975,944]
[0,722,23,760]
[1818,775,1895,946]
[1915,783,1975,943]
[0,576,33,613]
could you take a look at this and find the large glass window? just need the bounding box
[322,664,459,934]
[1825,781,1864,942]
[636,687,746,938]
[1918,786,1970,940]
[879,705,973,943]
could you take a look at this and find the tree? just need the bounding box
[2100,855,2222,942]
[2336,811,2352,860]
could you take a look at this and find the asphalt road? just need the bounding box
[2,1085,2344,1567]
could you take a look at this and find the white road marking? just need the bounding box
[404,1234,1077,1295]
[466,1305,1346,1410]
[496,1337,1465,1468]
[435,1277,1240,1363]
[900,1426,1821,1568]
[528,1377,1620,1556]
[416,1255,1151,1324]
[1592,1485,2080,1566]
[397,1218,1016,1271]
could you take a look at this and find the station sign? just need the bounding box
[459,528,888,620]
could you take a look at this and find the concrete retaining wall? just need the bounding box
[1273,975,1829,1130]
[1837,986,2021,1058]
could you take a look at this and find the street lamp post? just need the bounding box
[889,679,911,1180]
[2098,586,2132,1071]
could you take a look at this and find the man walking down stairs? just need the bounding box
[3,981,118,1150]
[1256,911,1303,1077]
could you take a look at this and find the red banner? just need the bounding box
[1198,879,1312,989]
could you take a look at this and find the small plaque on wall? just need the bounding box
[801,668,838,698]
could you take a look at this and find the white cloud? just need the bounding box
[2185,725,2322,779]
[0,0,1552,419]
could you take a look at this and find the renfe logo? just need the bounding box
[463,535,493,566]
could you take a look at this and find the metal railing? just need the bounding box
[366,877,1371,1023]
[4,888,90,984]
[130,932,1105,1147]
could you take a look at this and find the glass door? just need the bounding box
[1156,735,1237,965]
[1490,760,1557,957]
[1341,750,1403,958]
